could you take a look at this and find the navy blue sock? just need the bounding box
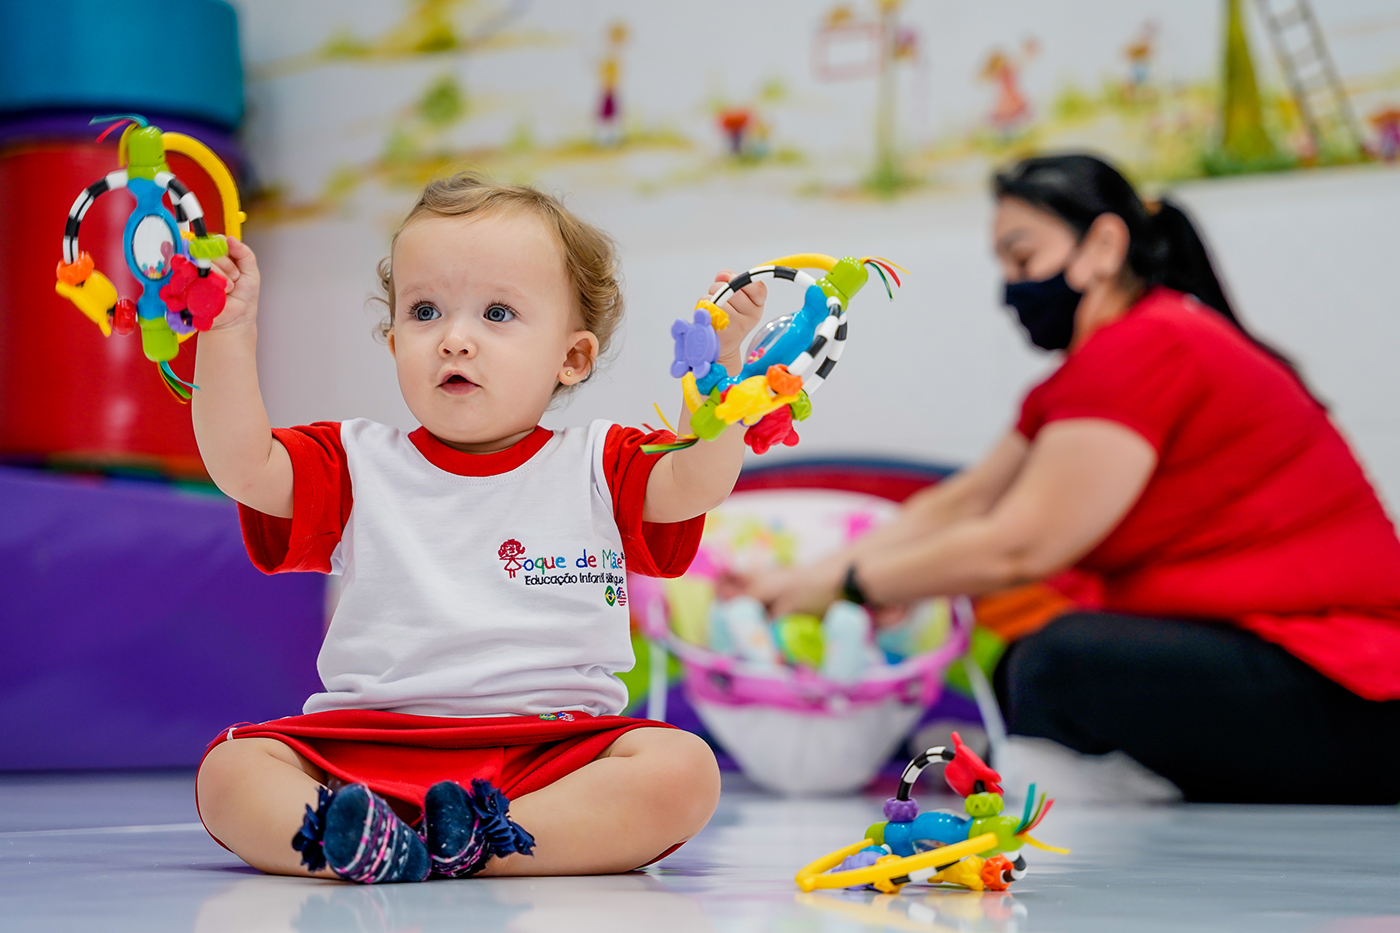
[293,784,430,884]
[423,779,536,877]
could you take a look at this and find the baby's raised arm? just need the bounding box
[642,271,767,523]
[191,238,295,518]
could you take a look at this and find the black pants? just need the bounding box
[993,612,1400,804]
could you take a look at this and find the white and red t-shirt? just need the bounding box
[239,419,702,718]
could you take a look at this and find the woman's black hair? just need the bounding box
[993,153,1309,387]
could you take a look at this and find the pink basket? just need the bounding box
[629,573,974,794]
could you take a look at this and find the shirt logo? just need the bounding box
[498,539,527,578]
[499,538,627,603]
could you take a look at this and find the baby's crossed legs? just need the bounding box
[196,727,720,878]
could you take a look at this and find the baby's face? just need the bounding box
[388,211,595,451]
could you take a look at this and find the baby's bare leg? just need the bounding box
[196,737,335,878]
[478,727,721,876]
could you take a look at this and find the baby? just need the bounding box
[192,173,766,882]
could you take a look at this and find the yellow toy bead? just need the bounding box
[695,299,729,331]
[930,854,986,891]
[680,372,705,413]
[870,855,905,894]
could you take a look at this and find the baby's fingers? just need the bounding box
[730,279,767,318]
[226,236,260,276]
[211,254,239,288]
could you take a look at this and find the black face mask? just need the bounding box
[1004,270,1082,351]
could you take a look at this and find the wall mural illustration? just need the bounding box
[234,0,1400,226]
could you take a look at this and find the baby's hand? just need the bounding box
[207,237,261,331]
[706,269,767,369]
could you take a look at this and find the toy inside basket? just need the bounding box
[629,484,973,795]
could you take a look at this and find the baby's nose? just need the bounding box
[440,330,476,356]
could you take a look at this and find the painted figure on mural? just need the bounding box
[717,108,772,161]
[1123,21,1157,102]
[981,39,1039,135]
[1370,107,1400,163]
[596,20,628,147]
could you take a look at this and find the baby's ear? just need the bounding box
[386,330,397,357]
[559,330,600,385]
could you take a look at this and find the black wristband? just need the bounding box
[840,564,872,607]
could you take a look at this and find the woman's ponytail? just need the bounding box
[1138,199,1233,320]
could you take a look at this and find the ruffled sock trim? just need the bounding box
[467,778,536,859]
[291,786,333,873]
[426,779,536,878]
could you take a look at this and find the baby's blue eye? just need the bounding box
[411,303,440,322]
[485,305,515,323]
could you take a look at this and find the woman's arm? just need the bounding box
[757,419,1156,615]
[858,418,1155,605]
[851,430,1030,560]
[741,430,1029,609]
[191,238,295,518]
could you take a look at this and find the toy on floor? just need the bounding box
[54,114,245,400]
[795,731,1067,893]
[644,254,904,455]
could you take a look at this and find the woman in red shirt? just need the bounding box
[750,154,1400,803]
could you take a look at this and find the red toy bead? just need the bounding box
[112,298,137,336]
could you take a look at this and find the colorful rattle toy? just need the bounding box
[644,254,903,455]
[54,114,245,400]
[795,731,1067,894]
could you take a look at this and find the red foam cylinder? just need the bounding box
[0,142,230,477]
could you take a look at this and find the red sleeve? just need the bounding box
[1016,316,1204,453]
[238,422,352,574]
[601,425,704,578]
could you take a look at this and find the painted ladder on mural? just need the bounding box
[1252,0,1365,160]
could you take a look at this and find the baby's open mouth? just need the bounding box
[439,373,478,393]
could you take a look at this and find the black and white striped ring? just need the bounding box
[708,265,847,397]
[896,745,958,802]
[63,169,214,275]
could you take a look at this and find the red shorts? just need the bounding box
[197,709,682,863]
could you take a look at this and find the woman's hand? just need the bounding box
[706,269,766,369]
[742,554,846,618]
[207,237,261,331]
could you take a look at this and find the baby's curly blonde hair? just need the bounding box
[376,172,623,391]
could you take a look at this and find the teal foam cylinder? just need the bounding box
[0,0,242,129]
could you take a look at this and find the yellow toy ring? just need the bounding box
[794,832,999,892]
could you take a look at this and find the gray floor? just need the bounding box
[1,770,1398,932]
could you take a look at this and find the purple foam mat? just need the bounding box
[0,467,324,770]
